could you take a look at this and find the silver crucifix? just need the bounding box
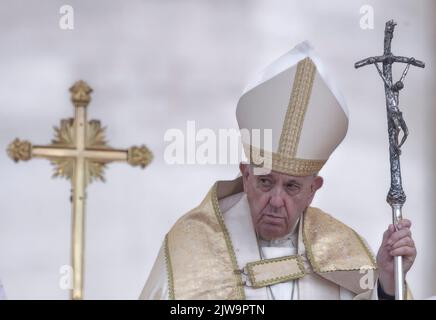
[355,20,425,300]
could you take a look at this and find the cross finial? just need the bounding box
[70,80,93,108]
[7,138,32,162]
[386,19,397,31]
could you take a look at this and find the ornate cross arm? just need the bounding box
[355,55,425,69]
[8,139,152,172]
[7,81,153,184]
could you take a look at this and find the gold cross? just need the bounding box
[7,80,153,299]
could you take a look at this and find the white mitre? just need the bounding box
[236,41,348,176]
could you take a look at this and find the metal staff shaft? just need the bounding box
[392,204,404,299]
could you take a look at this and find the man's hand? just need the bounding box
[376,219,417,296]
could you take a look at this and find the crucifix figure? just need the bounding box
[7,80,153,299]
[355,20,425,300]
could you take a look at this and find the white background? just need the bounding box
[0,0,434,299]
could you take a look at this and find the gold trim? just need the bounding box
[302,208,377,273]
[164,234,175,300]
[244,144,326,176]
[278,57,316,158]
[302,219,318,270]
[246,255,306,288]
[353,231,378,267]
[406,283,413,300]
[211,183,246,300]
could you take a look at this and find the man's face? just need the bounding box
[240,164,323,240]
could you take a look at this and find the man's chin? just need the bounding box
[258,225,287,240]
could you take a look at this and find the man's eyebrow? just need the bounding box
[255,174,273,178]
[284,179,302,185]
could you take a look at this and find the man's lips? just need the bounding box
[261,214,285,225]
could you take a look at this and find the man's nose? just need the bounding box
[269,187,286,208]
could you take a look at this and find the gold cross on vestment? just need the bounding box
[7,80,153,299]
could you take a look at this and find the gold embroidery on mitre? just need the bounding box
[244,144,326,176]
[278,57,316,158]
[245,255,306,288]
[302,207,377,273]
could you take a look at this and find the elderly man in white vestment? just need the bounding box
[140,42,416,300]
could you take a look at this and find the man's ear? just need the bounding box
[307,176,323,205]
[312,176,324,192]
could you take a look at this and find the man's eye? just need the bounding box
[259,178,272,187]
[287,184,300,191]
